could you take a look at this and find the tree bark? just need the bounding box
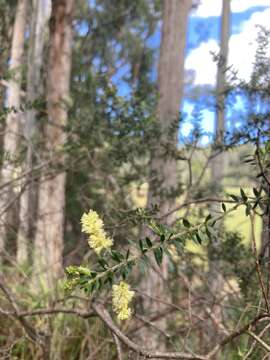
[33,0,74,288]
[141,0,191,350]
[147,0,191,220]
[211,0,230,194]
[17,0,51,266]
[0,0,28,262]
[207,1,231,354]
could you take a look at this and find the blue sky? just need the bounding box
[110,0,270,140]
[183,0,270,138]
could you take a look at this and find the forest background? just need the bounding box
[1,0,270,359]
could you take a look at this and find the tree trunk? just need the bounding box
[0,0,28,263]
[207,0,231,353]
[211,0,230,195]
[33,0,74,288]
[147,0,191,220]
[17,0,51,266]
[140,0,191,350]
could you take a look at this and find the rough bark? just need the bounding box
[17,0,51,266]
[33,0,74,288]
[141,0,191,349]
[0,0,28,262]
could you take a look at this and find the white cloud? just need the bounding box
[232,0,270,13]
[186,8,270,85]
[192,0,270,18]
[185,40,219,85]
[191,0,222,17]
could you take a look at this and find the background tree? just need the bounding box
[140,0,192,348]
[0,0,28,263]
[33,0,74,287]
[0,1,270,359]
[211,0,231,195]
[17,0,51,266]
[207,0,231,348]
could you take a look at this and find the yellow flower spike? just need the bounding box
[81,210,113,255]
[112,281,135,320]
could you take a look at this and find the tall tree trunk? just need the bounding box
[17,0,51,266]
[33,0,74,288]
[147,0,191,220]
[0,0,28,263]
[141,0,191,349]
[207,0,231,353]
[211,0,230,194]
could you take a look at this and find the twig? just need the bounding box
[92,303,207,360]
[0,307,95,319]
[0,276,50,357]
[250,214,270,313]
[244,322,270,359]
[247,330,270,353]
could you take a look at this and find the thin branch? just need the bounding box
[0,276,49,355]
[0,307,95,319]
[247,330,270,353]
[92,303,207,360]
[250,214,270,313]
[160,197,237,220]
[244,322,270,359]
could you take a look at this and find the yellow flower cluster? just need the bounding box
[81,210,113,255]
[112,281,134,320]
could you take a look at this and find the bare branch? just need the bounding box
[92,303,207,360]
[247,330,270,353]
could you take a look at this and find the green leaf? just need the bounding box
[253,188,260,197]
[160,234,165,242]
[89,281,97,294]
[240,188,248,202]
[126,249,130,260]
[173,239,183,251]
[105,273,113,285]
[253,199,259,210]
[163,247,171,257]
[195,233,202,244]
[90,272,97,279]
[111,250,121,263]
[149,221,163,236]
[229,194,239,202]
[111,250,125,263]
[154,247,163,266]
[205,226,211,239]
[121,268,128,280]
[183,218,191,228]
[146,237,152,248]
[127,262,133,272]
[96,279,102,290]
[207,226,216,238]
[245,203,252,216]
[98,259,108,270]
